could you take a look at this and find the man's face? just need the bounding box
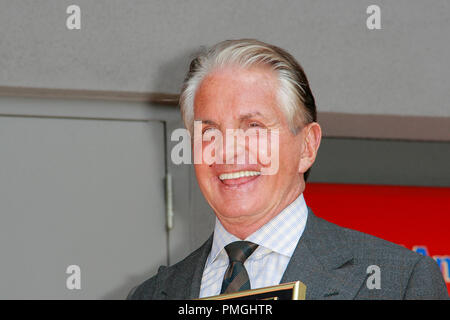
[193,65,305,232]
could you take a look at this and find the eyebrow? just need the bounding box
[194,119,217,125]
[239,112,264,120]
[194,112,266,125]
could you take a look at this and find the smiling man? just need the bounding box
[129,39,448,300]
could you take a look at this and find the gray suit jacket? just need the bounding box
[128,208,449,300]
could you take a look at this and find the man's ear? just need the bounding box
[298,122,322,174]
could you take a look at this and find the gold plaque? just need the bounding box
[199,281,306,300]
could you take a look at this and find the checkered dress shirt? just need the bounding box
[199,193,308,298]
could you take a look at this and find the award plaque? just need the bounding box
[199,281,306,300]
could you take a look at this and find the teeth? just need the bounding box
[219,171,261,180]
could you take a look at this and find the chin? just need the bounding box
[214,196,262,219]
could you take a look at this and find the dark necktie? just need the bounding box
[220,241,259,294]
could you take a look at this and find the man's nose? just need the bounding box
[221,129,247,165]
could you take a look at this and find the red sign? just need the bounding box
[304,183,450,295]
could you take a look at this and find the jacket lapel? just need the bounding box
[188,235,213,299]
[281,208,368,299]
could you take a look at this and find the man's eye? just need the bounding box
[203,127,217,134]
[249,122,261,127]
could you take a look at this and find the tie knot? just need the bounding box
[224,241,258,263]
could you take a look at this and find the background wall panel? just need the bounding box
[1,0,449,118]
[0,98,170,299]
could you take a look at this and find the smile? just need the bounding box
[219,170,261,181]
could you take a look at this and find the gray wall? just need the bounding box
[1,0,450,118]
[0,96,181,299]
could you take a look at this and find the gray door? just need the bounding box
[0,115,167,299]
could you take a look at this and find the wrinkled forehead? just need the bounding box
[193,65,283,124]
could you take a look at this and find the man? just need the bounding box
[129,39,448,299]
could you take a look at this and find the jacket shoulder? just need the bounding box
[315,215,421,262]
[127,237,212,300]
[127,265,165,300]
[313,215,448,299]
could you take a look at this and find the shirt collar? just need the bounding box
[207,193,308,265]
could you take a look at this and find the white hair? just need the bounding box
[179,39,316,135]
